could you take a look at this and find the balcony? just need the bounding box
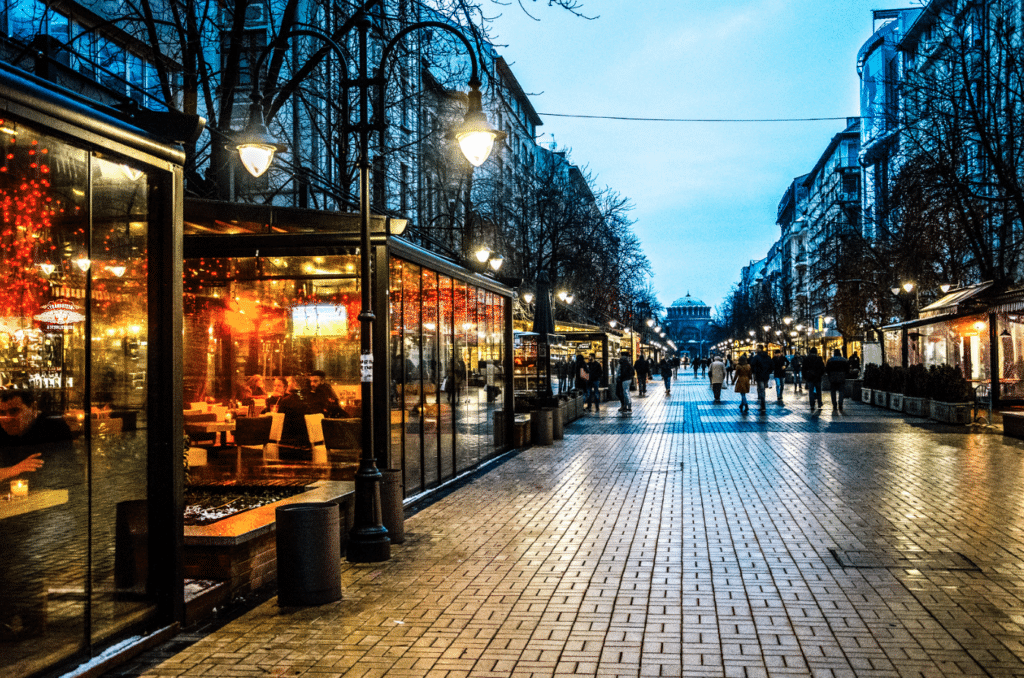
[794,253,808,269]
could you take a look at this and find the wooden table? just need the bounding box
[185,421,236,446]
[0,489,69,520]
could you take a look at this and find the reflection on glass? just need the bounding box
[401,262,422,493]
[183,255,361,487]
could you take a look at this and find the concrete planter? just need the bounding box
[873,390,888,408]
[851,379,863,401]
[888,393,904,412]
[929,400,972,425]
[903,396,929,417]
[861,387,873,404]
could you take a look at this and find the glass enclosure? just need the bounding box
[389,257,506,495]
[182,254,362,485]
[1,119,156,678]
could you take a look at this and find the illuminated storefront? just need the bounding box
[0,65,184,678]
[182,199,513,496]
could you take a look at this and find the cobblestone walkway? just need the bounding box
[132,375,1024,677]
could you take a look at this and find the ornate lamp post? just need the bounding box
[237,15,504,563]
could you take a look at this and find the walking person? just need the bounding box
[617,352,634,413]
[660,358,673,395]
[848,351,861,379]
[672,356,680,380]
[725,353,735,385]
[692,358,700,378]
[790,352,804,394]
[700,357,707,377]
[574,354,590,407]
[750,344,774,412]
[771,350,789,404]
[634,353,649,396]
[802,347,825,411]
[587,354,603,413]
[556,357,568,394]
[734,354,752,413]
[826,349,849,412]
[709,354,726,403]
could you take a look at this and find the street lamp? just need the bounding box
[522,292,534,304]
[237,18,503,563]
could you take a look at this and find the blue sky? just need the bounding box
[488,0,917,315]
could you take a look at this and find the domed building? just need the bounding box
[666,293,712,358]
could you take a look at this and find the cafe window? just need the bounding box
[0,119,157,677]
[183,254,362,486]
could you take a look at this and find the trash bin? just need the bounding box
[276,502,341,606]
[532,408,554,446]
[494,409,506,447]
[552,404,563,440]
[381,469,405,544]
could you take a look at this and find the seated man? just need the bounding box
[308,370,344,418]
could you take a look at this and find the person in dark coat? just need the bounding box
[277,376,313,448]
[617,352,634,413]
[790,352,804,393]
[556,358,568,394]
[586,354,603,413]
[634,354,650,396]
[825,349,850,411]
[573,354,590,400]
[801,348,826,410]
[848,352,861,378]
[308,370,344,418]
[660,358,673,395]
[771,350,789,404]
[750,345,774,411]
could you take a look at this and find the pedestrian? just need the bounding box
[790,352,804,393]
[734,355,752,414]
[573,353,590,404]
[672,356,680,380]
[709,355,726,402]
[725,353,735,385]
[771,350,789,404]
[802,347,825,410]
[750,344,774,412]
[587,354,603,413]
[660,358,673,395]
[826,349,849,411]
[700,357,707,377]
[848,351,861,378]
[634,353,650,396]
[692,358,699,378]
[617,351,634,413]
[556,357,568,394]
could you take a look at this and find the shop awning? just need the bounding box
[919,281,994,317]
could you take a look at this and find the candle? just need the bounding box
[10,479,28,498]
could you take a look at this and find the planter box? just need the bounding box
[873,389,888,408]
[903,396,929,417]
[888,393,904,411]
[861,387,873,404]
[851,379,863,402]
[929,400,972,425]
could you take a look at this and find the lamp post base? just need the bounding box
[346,469,391,563]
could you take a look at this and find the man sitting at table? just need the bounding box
[0,390,73,451]
[308,370,344,418]
[277,376,313,449]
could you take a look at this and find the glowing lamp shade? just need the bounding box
[455,83,506,167]
[475,248,491,263]
[488,254,504,272]
[108,265,127,277]
[75,257,91,272]
[238,144,277,178]
[522,293,534,304]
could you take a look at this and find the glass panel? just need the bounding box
[389,259,405,490]
[421,268,439,489]
[0,119,89,677]
[183,255,361,485]
[453,280,474,471]
[401,262,421,494]
[438,276,454,481]
[89,156,154,643]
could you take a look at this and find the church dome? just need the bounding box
[671,292,707,308]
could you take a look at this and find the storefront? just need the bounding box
[182,199,514,499]
[0,64,185,677]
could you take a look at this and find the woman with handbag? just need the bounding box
[734,354,752,414]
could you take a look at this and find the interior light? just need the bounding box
[75,257,91,272]
[39,262,55,276]
[108,265,127,277]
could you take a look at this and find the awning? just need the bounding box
[919,281,994,317]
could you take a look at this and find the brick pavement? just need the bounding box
[121,374,1024,678]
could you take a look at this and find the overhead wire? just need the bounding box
[537,113,856,123]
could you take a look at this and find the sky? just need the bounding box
[487,0,918,316]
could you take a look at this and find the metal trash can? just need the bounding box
[532,408,554,446]
[381,469,405,544]
[552,405,564,440]
[276,502,341,606]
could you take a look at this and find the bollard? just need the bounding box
[276,502,341,606]
[380,469,405,544]
[533,408,554,446]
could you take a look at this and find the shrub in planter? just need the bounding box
[862,363,881,390]
[888,366,906,410]
[927,364,972,424]
[903,364,930,417]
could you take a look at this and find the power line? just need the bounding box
[538,112,856,123]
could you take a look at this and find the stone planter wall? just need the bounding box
[903,396,929,417]
[929,400,972,425]
[888,393,904,412]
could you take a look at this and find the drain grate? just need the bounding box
[830,548,980,571]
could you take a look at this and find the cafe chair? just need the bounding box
[322,417,361,465]
[233,415,274,474]
[304,413,328,464]
[183,411,218,446]
[265,412,285,460]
